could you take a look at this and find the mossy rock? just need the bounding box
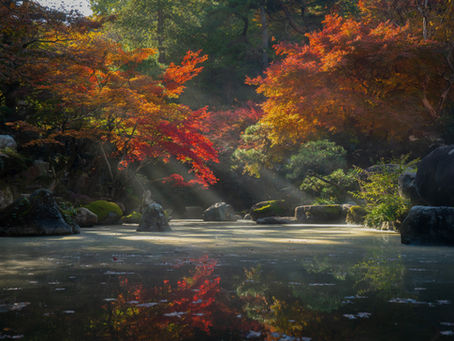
[0,147,31,177]
[0,189,79,236]
[122,211,142,224]
[250,200,291,221]
[83,200,123,225]
[295,204,345,223]
[346,205,367,225]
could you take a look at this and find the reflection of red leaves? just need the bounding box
[103,256,257,339]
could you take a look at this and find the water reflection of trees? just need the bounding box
[90,256,260,340]
[234,251,408,340]
[89,252,408,340]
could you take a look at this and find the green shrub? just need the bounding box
[83,200,123,224]
[300,169,358,204]
[285,140,347,182]
[353,158,416,229]
[57,200,77,225]
[346,205,367,225]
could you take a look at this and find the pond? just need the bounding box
[0,220,453,340]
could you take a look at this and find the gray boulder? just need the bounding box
[0,184,14,210]
[398,170,423,204]
[202,202,237,221]
[295,205,346,224]
[0,135,17,150]
[415,145,454,206]
[75,207,98,227]
[137,202,170,232]
[401,206,454,245]
[0,189,79,236]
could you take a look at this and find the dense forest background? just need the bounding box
[1,0,453,220]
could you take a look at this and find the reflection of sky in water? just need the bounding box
[0,221,454,340]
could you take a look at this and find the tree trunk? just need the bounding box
[260,4,269,67]
[157,0,166,63]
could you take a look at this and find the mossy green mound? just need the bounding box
[84,200,123,225]
[250,200,291,220]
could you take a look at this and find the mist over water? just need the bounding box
[1,221,453,340]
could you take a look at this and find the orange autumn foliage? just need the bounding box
[2,2,218,186]
[247,14,453,146]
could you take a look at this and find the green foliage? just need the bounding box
[84,200,123,223]
[346,205,367,225]
[122,211,142,224]
[300,169,358,204]
[285,140,347,182]
[352,252,405,296]
[232,123,272,177]
[353,159,417,228]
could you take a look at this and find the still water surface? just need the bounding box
[0,220,453,340]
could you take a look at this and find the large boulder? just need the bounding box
[0,184,14,210]
[415,145,454,206]
[0,189,80,236]
[250,200,290,221]
[295,204,346,224]
[401,206,454,245]
[137,202,170,232]
[203,202,237,221]
[0,135,17,150]
[398,170,423,204]
[75,207,98,227]
[83,200,123,225]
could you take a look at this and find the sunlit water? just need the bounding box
[1,220,453,340]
